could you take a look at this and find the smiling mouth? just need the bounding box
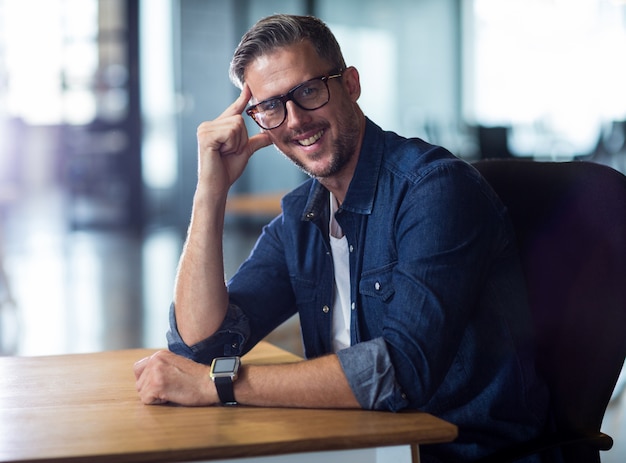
[296,130,324,147]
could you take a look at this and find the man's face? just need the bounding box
[245,41,362,179]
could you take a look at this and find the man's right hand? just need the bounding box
[196,84,272,196]
[173,85,272,347]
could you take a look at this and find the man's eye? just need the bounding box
[260,100,280,112]
[299,85,318,99]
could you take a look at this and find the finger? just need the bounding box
[247,132,273,156]
[133,357,149,380]
[219,84,252,119]
[218,124,271,160]
[139,389,168,406]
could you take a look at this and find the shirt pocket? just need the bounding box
[359,263,396,303]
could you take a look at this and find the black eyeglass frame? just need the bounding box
[245,70,343,130]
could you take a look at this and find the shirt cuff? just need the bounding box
[336,337,410,411]
[166,302,250,364]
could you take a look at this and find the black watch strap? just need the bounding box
[214,376,237,405]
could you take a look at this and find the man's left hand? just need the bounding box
[134,350,217,406]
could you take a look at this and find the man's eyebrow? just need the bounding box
[256,92,284,104]
[256,79,306,105]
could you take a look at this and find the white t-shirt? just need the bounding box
[329,193,351,352]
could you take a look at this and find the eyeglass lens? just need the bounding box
[251,78,330,130]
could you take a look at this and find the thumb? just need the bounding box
[133,357,149,380]
[247,132,272,156]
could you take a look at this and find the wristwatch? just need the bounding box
[209,356,241,405]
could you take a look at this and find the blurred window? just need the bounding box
[0,0,99,125]
[469,0,626,157]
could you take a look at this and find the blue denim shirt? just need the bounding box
[168,118,549,462]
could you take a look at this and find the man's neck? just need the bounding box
[319,175,351,206]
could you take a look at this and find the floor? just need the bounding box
[1,179,625,462]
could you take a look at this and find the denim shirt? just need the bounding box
[168,118,548,461]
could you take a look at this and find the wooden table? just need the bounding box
[226,193,284,218]
[0,342,457,463]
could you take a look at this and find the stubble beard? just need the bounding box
[277,110,360,179]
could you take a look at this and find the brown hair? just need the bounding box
[229,14,346,88]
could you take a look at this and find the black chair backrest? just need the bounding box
[473,159,626,461]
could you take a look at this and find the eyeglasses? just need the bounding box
[246,71,343,130]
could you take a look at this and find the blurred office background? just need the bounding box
[1,0,626,460]
[1,0,626,432]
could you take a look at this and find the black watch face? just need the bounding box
[213,358,238,374]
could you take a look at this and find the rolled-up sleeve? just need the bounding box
[336,337,410,411]
[166,302,251,364]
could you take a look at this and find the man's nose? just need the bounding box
[285,100,312,129]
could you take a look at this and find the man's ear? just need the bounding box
[342,66,361,102]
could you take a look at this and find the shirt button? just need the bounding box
[322,305,330,313]
[375,281,381,291]
[349,245,354,252]
[306,211,315,219]
[351,302,356,310]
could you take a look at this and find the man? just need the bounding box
[134,14,549,462]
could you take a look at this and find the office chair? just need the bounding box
[477,125,513,159]
[471,159,626,463]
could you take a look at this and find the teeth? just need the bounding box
[298,130,323,146]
